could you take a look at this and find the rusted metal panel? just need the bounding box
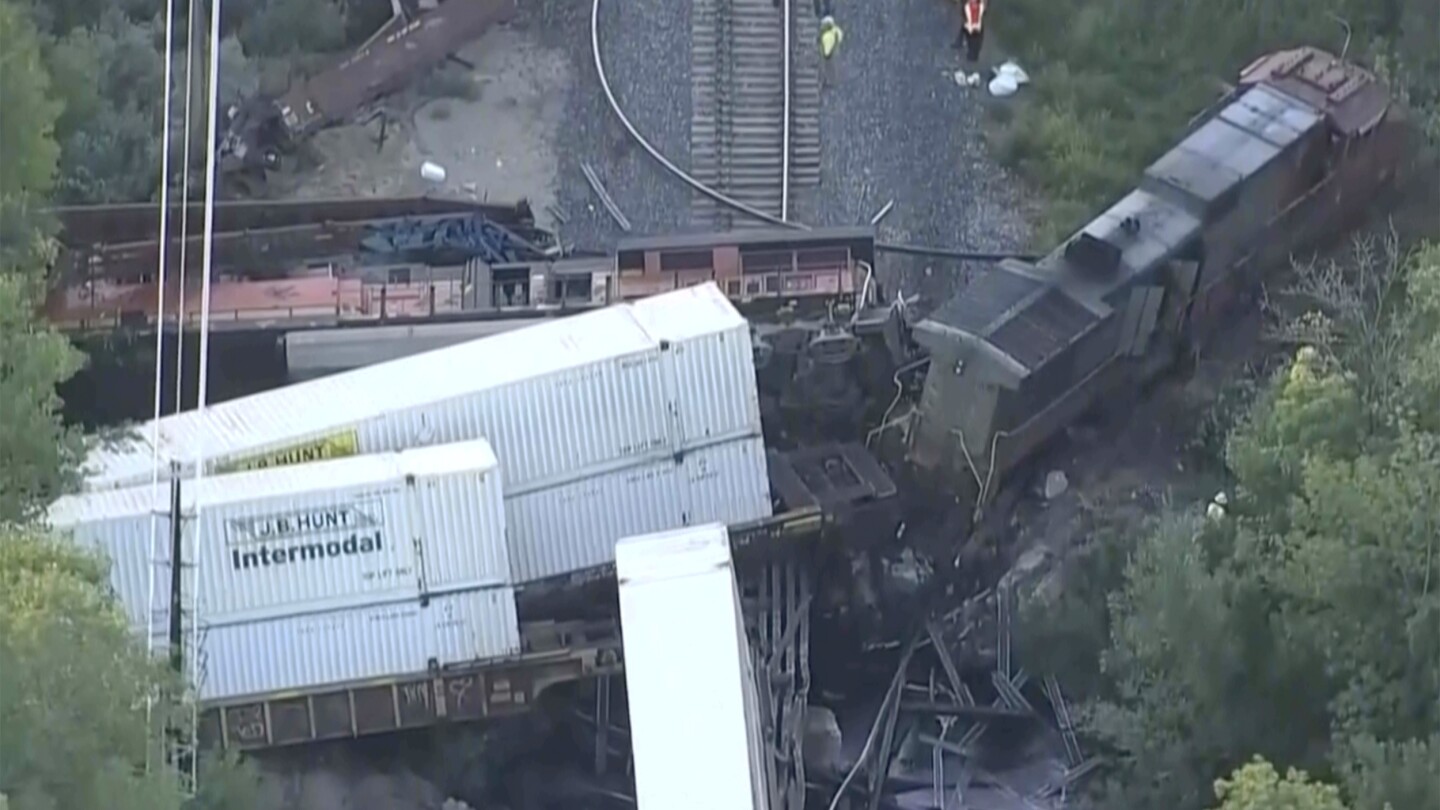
[53,196,530,248]
[200,621,622,751]
[1239,47,1391,136]
[275,0,517,140]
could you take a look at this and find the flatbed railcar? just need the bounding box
[198,444,897,752]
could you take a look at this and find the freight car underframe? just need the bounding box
[198,443,899,752]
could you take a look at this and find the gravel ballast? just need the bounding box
[527,0,694,250]
[530,0,1032,302]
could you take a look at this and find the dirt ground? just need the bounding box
[264,25,571,232]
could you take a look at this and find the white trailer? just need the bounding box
[616,523,771,810]
[195,587,519,702]
[48,439,512,632]
[508,434,772,583]
[82,283,761,496]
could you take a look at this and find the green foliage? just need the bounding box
[46,7,164,203]
[0,529,185,810]
[0,273,87,522]
[238,0,346,58]
[1225,348,1365,510]
[0,529,266,810]
[0,0,61,279]
[0,1,87,520]
[1031,239,1440,810]
[1082,515,1327,809]
[1211,758,1348,810]
[990,0,1438,244]
[1336,734,1440,810]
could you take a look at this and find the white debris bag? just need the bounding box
[998,60,1030,85]
[988,72,1019,97]
[420,161,447,184]
[987,61,1030,98]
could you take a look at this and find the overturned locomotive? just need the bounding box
[895,47,1410,511]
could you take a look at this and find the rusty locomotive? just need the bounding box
[901,46,1411,512]
[595,48,1412,518]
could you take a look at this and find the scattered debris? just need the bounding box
[420,160,449,184]
[953,70,984,88]
[870,200,896,225]
[1043,470,1069,500]
[1207,490,1229,520]
[988,61,1031,98]
[580,162,633,232]
[804,706,845,774]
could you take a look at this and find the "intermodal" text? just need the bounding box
[229,531,384,570]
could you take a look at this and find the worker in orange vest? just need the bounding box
[953,0,986,64]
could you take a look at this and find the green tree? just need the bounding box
[0,274,86,522]
[238,0,346,58]
[0,529,186,809]
[0,529,264,810]
[45,6,164,203]
[0,0,87,520]
[0,0,61,281]
[1036,239,1440,810]
[1211,758,1348,810]
[990,0,1437,243]
[1337,734,1440,810]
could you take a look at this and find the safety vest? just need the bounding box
[963,0,985,34]
[820,20,843,58]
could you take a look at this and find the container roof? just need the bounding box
[81,284,743,489]
[52,438,499,525]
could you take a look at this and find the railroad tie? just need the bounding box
[690,0,820,229]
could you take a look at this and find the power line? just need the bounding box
[183,0,227,790]
[144,0,181,768]
[175,0,200,416]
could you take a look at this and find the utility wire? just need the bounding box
[184,0,226,788]
[175,0,200,414]
[144,0,181,768]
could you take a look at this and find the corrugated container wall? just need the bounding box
[630,285,761,446]
[197,587,520,702]
[506,435,773,583]
[47,440,510,630]
[82,284,761,496]
[616,524,769,810]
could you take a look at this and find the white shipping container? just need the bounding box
[506,435,773,583]
[630,285,765,446]
[48,440,510,631]
[196,587,520,702]
[616,524,770,810]
[83,284,761,496]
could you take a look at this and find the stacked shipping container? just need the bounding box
[50,284,776,702]
[81,283,764,499]
[47,440,519,701]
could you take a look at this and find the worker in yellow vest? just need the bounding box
[953,0,985,63]
[819,13,843,88]
[819,15,843,59]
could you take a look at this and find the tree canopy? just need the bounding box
[1026,239,1440,810]
[991,0,1440,244]
[0,3,257,806]
[1211,759,1348,810]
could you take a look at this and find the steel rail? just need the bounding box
[590,0,807,230]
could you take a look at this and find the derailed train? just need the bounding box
[717,46,1411,514]
[47,46,1410,751]
[900,47,1410,510]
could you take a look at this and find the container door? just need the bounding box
[405,478,432,597]
[657,341,688,453]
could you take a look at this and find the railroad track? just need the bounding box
[691,0,821,230]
